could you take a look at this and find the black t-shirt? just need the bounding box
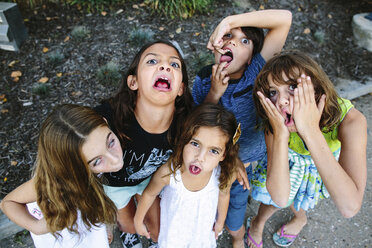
[94,102,172,187]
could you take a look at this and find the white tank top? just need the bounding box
[158,165,220,248]
[26,202,109,248]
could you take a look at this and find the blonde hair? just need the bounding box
[253,51,341,134]
[33,104,117,236]
[169,103,240,190]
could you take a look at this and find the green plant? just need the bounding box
[129,28,154,45]
[96,61,122,86]
[71,26,90,41]
[146,0,213,19]
[66,0,123,13]
[32,83,50,96]
[47,50,65,66]
[191,51,215,71]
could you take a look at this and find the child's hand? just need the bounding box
[257,91,289,138]
[207,18,231,53]
[236,161,250,190]
[210,62,230,98]
[134,219,150,239]
[213,221,224,240]
[292,75,326,137]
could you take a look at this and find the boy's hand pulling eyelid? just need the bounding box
[207,17,232,52]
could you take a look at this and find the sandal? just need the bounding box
[272,225,298,247]
[245,217,263,248]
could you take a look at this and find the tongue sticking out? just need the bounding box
[189,165,201,175]
[220,50,233,63]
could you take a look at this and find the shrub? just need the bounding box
[129,28,154,45]
[96,61,122,86]
[146,0,213,19]
[32,83,50,96]
[47,50,64,66]
[66,0,124,13]
[71,26,90,40]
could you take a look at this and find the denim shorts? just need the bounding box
[103,177,152,209]
[225,166,253,231]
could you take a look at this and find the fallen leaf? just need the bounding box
[64,36,70,42]
[139,3,146,7]
[159,27,165,31]
[303,28,311,34]
[11,161,17,166]
[0,94,5,100]
[12,77,19,83]
[46,17,52,21]
[11,71,22,77]
[101,11,107,16]
[56,72,62,77]
[194,32,200,36]
[24,18,29,22]
[43,47,49,53]
[132,4,139,9]
[8,60,19,67]
[4,177,7,182]
[259,5,265,10]
[1,109,8,113]
[201,23,206,28]
[71,91,83,97]
[39,77,49,83]
[56,25,62,29]
[116,9,123,14]
[182,13,188,19]
[127,16,135,21]
[169,34,174,39]
[176,27,182,34]
[328,14,332,19]
[298,8,301,11]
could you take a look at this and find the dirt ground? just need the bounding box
[0,0,371,247]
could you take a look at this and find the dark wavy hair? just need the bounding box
[253,50,342,134]
[33,104,117,237]
[168,103,240,190]
[107,40,194,146]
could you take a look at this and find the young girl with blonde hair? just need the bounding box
[1,104,123,248]
[247,51,367,248]
[134,103,242,248]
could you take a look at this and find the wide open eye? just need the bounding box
[241,38,250,45]
[190,141,199,148]
[170,61,180,68]
[210,149,220,155]
[223,33,232,39]
[146,59,157,65]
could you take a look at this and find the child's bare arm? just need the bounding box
[214,186,231,240]
[134,164,170,238]
[208,9,292,61]
[0,179,49,235]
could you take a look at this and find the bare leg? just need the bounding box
[247,203,279,248]
[226,225,245,248]
[136,194,161,242]
[116,197,137,233]
[276,204,307,235]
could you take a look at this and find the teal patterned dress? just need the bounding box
[251,98,353,211]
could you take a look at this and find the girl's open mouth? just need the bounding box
[189,164,201,175]
[153,76,171,91]
[284,112,294,126]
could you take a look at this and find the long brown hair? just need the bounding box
[169,103,240,190]
[33,104,117,236]
[253,51,341,134]
[107,40,194,147]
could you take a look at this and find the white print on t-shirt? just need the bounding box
[127,148,172,180]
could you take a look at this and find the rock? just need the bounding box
[352,13,372,52]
